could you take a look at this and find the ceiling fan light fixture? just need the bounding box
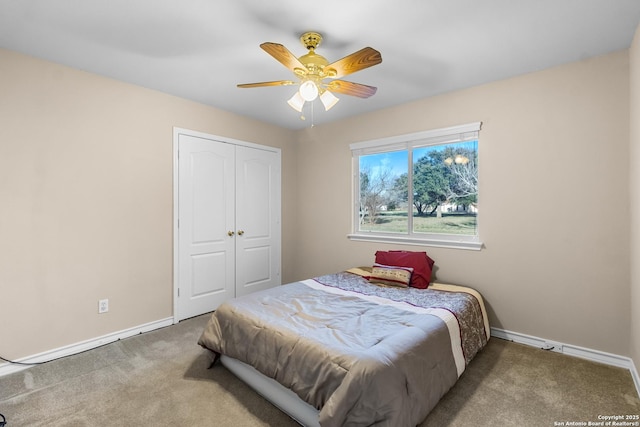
[299,80,318,101]
[287,91,305,112]
[320,90,339,111]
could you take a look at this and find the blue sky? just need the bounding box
[359,150,408,178]
[359,141,478,179]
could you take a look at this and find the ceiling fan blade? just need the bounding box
[324,47,382,78]
[326,80,377,98]
[260,42,306,73]
[237,80,296,88]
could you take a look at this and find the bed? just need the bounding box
[198,264,490,427]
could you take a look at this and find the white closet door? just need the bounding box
[177,135,236,320]
[235,145,281,296]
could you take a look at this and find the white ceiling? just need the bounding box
[1,1,639,130]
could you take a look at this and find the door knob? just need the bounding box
[237,230,244,236]
[227,231,235,236]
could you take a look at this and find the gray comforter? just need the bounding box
[198,272,489,427]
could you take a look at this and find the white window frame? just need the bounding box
[348,122,483,251]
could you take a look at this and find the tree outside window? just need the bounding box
[357,140,478,237]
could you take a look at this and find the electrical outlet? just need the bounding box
[98,299,109,314]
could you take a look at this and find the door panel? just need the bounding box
[178,135,235,320]
[235,145,281,296]
[191,153,227,243]
[241,160,271,236]
[191,253,227,295]
[243,246,271,284]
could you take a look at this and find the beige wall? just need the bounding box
[0,48,297,359]
[294,50,631,356]
[630,25,640,369]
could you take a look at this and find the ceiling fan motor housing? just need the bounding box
[297,32,331,79]
[299,51,329,76]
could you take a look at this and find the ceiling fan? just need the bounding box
[238,31,382,114]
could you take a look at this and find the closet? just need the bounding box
[174,130,281,321]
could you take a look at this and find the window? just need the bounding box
[349,122,482,250]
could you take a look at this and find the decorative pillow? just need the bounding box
[374,250,435,289]
[345,266,373,278]
[368,264,413,288]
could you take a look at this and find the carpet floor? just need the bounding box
[0,314,638,426]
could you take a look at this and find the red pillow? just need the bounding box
[374,250,435,289]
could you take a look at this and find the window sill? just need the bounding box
[347,233,483,251]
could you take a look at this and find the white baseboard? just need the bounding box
[0,317,174,378]
[491,327,640,398]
